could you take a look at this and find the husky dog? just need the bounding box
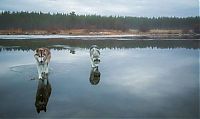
[34,48,51,79]
[89,67,101,85]
[35,76,51,113]
[90,45,100,68]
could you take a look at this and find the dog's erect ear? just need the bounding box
[36,49,39,53]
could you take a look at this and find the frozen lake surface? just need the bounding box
[0,38,199,118]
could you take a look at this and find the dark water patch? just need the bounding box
[0,39,199,52]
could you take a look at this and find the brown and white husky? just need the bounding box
[34,48,51,79]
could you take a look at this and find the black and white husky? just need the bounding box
[90,45,100,68]
[34,48,51,79]
[89,45,101,85]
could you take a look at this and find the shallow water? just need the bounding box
[0,39,199,118]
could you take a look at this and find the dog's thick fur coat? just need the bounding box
[34,48,51,79]
[90,45,100,68]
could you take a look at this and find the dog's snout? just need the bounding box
[40,61,43,63]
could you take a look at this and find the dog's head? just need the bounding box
[35,48,49,64]
[93,57,100,66]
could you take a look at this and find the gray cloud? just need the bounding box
[0,0,199,17]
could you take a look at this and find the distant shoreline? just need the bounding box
[0,34,199,40]
[0,29,198,35]
[0,29,199,39]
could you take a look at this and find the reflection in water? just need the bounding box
[69,48,75,54]
[70,49,75,54]
[0,40,198,118]
[0,39,199,51]
[89,67,101,85]
[35,75,51,113]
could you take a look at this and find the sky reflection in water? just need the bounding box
[0,46,199,118]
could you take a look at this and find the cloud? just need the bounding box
[0,0,198,17]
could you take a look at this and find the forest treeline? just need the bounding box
[0,11,199,33]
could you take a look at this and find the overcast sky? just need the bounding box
[0,0,199,17]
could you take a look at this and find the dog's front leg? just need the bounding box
[90,57,94,68]
[37,64,42,79]
[92,62,95,68]
[44,63,49,74]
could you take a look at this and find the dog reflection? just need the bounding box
[35,75,51,113]
[89,65,101,85]
[69,48,75,54]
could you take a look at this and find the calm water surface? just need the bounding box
[0,39,199,118]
